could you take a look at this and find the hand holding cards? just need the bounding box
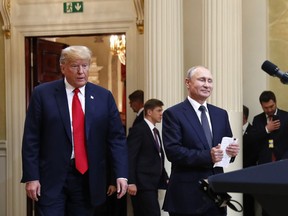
[214,137,238,168]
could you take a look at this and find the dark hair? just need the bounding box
[259,91,276,104]
[243,105,249,119]
[144,99,164,114]
[128,90,144,102]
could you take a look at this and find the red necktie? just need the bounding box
[72,88,88,174]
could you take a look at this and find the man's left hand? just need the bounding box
[226,143,240,157]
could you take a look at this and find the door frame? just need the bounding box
[5,20,138,215]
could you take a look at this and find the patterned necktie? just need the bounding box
[153,127,161,153]
[199,105,213,148]
[72,88,88,174]
[153,127,163,173]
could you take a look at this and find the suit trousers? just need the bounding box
[131,190,160,216]
[35,160,94,216]
[168,205,226,216]
[94,194,127,216]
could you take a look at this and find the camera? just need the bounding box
[272,115,279,121]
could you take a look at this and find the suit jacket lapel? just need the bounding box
[144,122,161,153]
[182,99,210,149]
[54,80,72,143]
[207,105,218,146]
[261,113,267,125]
[84,83,97,142]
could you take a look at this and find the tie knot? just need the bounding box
[74,88,80,94]
[199,105,206,112]
[153,127,159,134]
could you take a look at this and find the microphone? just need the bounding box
[261,60,288,84]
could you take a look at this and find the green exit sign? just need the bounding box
[64,2,83,13]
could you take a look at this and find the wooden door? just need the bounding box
[25,37,68,216]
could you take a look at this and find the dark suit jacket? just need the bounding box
[162,99,233,215]
[243,123,257,168]
[132,110,144,127]
[251,109,288,164]
[21,79,128,207]
[127,120,168,190]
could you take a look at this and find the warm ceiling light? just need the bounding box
[110,34,126,65]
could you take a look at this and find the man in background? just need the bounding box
[251,90,288,216]
[128,90,144,126]
[127,99,169,216]
[243,105,257,168]
[252,91,288,165]
[243,105,256,216]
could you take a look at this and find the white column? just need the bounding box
[144,1,184,216]
[203,1,243,215]
[145,0,184,107]
[6,29,27,216]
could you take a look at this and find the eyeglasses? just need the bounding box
[69,64,89,72]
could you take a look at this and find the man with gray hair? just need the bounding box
[162,66,239,216]
[21,46,128,216]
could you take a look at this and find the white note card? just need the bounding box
[213,137,237,168]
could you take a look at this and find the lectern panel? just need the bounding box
[208,160,288,216]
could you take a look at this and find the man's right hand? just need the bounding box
[25,180,41,201]
[127,184,137,196]
[211,144,223,163]
[266,119,280,132]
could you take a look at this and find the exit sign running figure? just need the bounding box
[64,2,84,13]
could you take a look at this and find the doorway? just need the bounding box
[25,34,126,216]
[25,34,126,111]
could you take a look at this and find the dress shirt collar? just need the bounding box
[265,109,278,119]
[64,78,86,96]
[144,118,156,131]
[137,107,144,116]
[187,96,208,113]
[243,121,249,135]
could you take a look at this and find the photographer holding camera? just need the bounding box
[251,90,288,216]
[251,90,288,165]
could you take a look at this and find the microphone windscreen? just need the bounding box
[261,60,279,76]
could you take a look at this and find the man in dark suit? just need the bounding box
[251,90,288,216]
[127,99,169,216]
[252,90,288,165]
[162,66,239,216]
[242,105,257,216]
[21,46,128,216]
[243,105,257,168]
[128,90,144,126]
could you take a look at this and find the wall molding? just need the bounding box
[0,140,6,155]
[0,0,11,39]
[0,139,7,216]
[133,0,144,34]
[0,140,6,146]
